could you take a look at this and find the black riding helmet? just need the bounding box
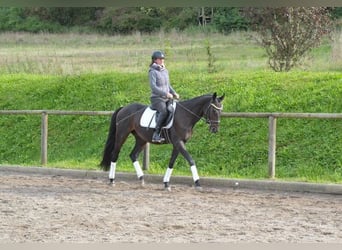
[151,50,165,60]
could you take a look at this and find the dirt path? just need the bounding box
[1,172,341,243]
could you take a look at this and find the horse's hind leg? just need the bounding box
[108,162,116,185]
[108,132,131,185]
[108,144,122,185]
[130,134,147,186]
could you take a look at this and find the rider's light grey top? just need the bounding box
[149,63,176,100]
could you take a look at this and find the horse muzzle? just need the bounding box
[209,126,219,133]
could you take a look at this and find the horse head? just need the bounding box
[205,92,225,133]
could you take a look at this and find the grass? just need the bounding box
[0,30,342,184]
[0,30,330,75]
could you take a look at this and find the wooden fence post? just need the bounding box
[41,112,48,165]
[143,143,150,170]
[268,115,277,179]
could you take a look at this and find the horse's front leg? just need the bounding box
[163,147,179,191]
[174,140,202,190]
[129,136,146,187]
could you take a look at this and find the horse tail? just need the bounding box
[100,107,123,171]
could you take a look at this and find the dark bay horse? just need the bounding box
[100,93,225,190]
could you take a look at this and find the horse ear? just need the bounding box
[219,94,225,102]
[212,92,217,100]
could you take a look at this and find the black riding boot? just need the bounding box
[152,113,167,143]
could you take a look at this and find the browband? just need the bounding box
[210,103,223,110]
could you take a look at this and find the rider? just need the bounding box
[149,50,179,143]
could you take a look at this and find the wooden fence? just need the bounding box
[1,110,342,179]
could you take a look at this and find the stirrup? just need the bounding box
[152,134,165,143]
[152,137,165,143]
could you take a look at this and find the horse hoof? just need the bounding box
[164,182,171,192]
[194,180,202,192]
[108,179,115,186]
[139,176,145,187]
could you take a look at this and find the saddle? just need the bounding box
[140,102,176,129]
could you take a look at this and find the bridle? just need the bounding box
[204,102,223,126]
[177,100,223,126]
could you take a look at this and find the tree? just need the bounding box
[331,7,342,19]
[243,7,333,72]
[212,7,248,33]
[23,7,102,26]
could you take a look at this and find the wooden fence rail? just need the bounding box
[1,110,342,178]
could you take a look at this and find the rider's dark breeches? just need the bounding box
[151,99,169,130]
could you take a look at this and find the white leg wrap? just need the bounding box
[109,162,116,180]
[133,161,144,178]
[163,168,173,183]
[190,165,199,182]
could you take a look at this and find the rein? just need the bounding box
[176,100,223,125]
[176,101,202,120]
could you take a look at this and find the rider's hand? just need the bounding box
[173,93,180,100]
[166,93,173,99]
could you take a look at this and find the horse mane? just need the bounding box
[179,94,213,107]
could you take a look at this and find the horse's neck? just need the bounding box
[180,95,210,121]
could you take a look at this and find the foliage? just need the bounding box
[0,7,65,33]
[212,7,249,33]
[96,7,161,34]
[0,7,341,36]
[23,7,101,26]
[331,7,342,19]
[243,7,333,72]
[95,7,201,34]
[160,7,198,31]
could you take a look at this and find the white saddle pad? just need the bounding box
[140,102,176,129]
